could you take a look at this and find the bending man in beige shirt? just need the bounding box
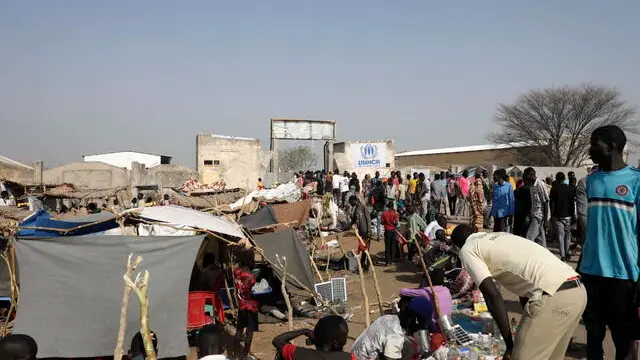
[451,224,587,360]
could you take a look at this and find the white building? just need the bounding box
[83,151,172,170]
[330,140,395,180]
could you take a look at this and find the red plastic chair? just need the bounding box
[187,291,216,330]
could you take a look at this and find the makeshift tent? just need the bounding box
[124,205,245,238]
[239,205,277,230]
[252,228,314,293]
[12,234,204,358]
[271,199,313,227]
[17,210,119,237]
[0,236,11,298]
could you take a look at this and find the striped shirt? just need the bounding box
[579,166,640,280]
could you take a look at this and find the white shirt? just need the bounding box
[351,315,405,360]
[459,232,578,300]
[332,174,342,190]
[340,177,350,192]
[424,220,444,240]
[199,355,229,360]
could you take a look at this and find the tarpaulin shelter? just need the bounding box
[271,199,312,227]
[0,236,10,299]
[239,205,278,230]
[12,234,205,358]
[252,228,314,293]
[124,205,245,239]
[16,210,119,237]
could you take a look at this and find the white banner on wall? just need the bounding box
[352,143,387,168]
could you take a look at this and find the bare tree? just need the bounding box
[278,145,318,172]
[488,84,638,166]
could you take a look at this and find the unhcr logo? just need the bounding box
[360,143,378,159]
[358,143,381,167]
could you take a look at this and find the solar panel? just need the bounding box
[314,281,333,302]
[331,277,347,302]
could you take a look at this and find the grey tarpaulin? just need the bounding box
[239,205,277,230]
[0,238,14,298]
[12,234,205,358]
[252,228,314,293]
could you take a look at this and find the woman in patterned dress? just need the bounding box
[468,173,485,232]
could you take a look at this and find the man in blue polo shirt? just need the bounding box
[580,125,640,360]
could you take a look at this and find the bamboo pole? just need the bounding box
[355,230,384,317]
[124,267,156,360]
[276,255,294,331]
[114,254,143,360]
[352,249,370,327]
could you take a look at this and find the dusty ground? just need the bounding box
[209,225,616,360]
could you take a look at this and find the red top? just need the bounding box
[281,344,356,360]
[381,210,399,231]
[233,267,258,312]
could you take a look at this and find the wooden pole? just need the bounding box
[352,250,370,326]
[309,255,324,282]
[114,254,142,360]
[227,254,240,315]
[396,230,446,335]
[124,267,157,360]
[276,255,294,331]
[313,217,331,277]
[355,230,384,316]
[223,272,236,316]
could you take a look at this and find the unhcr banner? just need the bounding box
[13,234,205,358]
[352,142,388,168]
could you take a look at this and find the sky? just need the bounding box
[1,1,639,167]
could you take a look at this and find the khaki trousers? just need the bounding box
[513,284,587,360]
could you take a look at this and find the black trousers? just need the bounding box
[493,216,508,232]
[582,274,639,360]
[448,195,457,215]
[384,230,397,265]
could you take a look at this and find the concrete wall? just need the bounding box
[196,134,272,189]
[43,161,130,188]
[132,163,197,190]
[0,166,32,184]
[332,140,395,180]
[43,160,196,191]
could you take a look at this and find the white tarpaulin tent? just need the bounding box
[124,205,245,238]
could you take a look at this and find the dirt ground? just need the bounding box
[208,225,615,360]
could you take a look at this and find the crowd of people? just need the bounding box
[2,125,638,360]
[285,125,639,360]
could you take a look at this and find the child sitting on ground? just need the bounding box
[0,334,38,360]
[197,324,229,360]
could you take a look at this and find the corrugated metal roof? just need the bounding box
[0,155,33,170]
[395,142,532,157]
